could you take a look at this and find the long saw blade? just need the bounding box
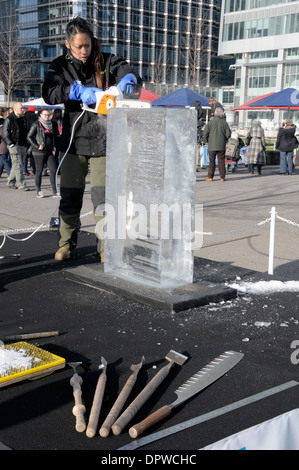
[128,350,244,439]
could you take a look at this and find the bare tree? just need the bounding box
[178,6,221,88]
[150,45,173,95]
[0,7,33,105]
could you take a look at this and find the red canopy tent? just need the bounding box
[139,89,161,101]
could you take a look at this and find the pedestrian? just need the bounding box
[203,107,231,181]
[208,97,224,118]
[0,117,12,177]
[27,108,59,198]
[42,16,142,261]
[51,108,63,168]
[3,102,30,191]
[276,120,298,175]
[226,130,244,173]
[24,105,38,176]
[190,100,205,170]
[245,119,266,175]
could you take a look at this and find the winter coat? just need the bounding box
[27,120,57,155]
[0,125,8,154]
[276,125,298,152]
[42,52,142,157]
[3,112,28,147]
[24,110,38,132]
[245,123,266,165]
[203,116,231,151]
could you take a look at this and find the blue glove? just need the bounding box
[117,74,137,94]
[70,84,103,105]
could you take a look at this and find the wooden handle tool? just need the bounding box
[69,362,86,433]
[112,360,176,435]
[129,405,172,438]
[86,357,108,438]
[99,356,144,438]
[3,331,59,342]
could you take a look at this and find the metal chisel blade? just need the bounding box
[171,350,244,408]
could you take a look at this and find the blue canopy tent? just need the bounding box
[244,88,299,116]
[151,88,211,108]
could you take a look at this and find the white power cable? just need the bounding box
[0,109,86,249]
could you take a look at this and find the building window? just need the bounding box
[223,13,299,41]
[225,0,298,12]
[248,65,276,91]
[222,89,234,103]
[285,64,299,88]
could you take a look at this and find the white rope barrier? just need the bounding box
[196,206,298,276]
[0,211,93,250]
[197,217,271,236]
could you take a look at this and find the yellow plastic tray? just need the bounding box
[0,341,65,387]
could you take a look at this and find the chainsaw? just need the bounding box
[82,84,151,114]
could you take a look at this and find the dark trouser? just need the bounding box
[208,150,226,179]
[23,149,36,174]
[0,153,12,176]
[248,164,262,174]
[32,151,58,193]
[58,153,106,254]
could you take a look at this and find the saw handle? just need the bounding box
[124,83,141,99]
[100,369,139,437]
[86,371,107,438]
[129,405,172,438]
[70,373,86,432]
[112,361,173,435]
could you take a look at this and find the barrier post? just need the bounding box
[268,206,276,275]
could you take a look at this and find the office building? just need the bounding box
[218,0,299,126]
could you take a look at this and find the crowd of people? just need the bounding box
[0,104,63,196]
[199,98,298,180]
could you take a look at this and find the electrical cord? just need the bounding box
[0,109,86,250]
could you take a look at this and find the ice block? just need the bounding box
[102,107,197,289]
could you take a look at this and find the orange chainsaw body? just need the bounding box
[96,94,118,114]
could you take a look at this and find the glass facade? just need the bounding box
[225,0,298,11]
[223,13,299,41]
[219,0,299,126]
[0,0,232,100]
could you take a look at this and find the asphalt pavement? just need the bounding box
[0,162,299,454]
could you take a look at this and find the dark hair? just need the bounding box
[66,16,104,87]
[52,108,63,121]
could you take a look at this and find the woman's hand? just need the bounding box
[38,144,44,150]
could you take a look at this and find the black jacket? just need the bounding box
[3,112,28,147]
[24,110,38,131]
[276,126,298,152]
[42,52,142,156]
[27,120,58,154]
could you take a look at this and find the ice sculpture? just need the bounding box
[102,107,197,289]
